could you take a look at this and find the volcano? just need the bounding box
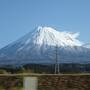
[0,26,90,66]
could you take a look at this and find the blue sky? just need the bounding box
[0,0,90,48]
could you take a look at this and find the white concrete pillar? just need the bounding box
[24,77,38,90]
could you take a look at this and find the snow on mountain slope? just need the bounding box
[83,43,90,48]
[22,26,82,46]
[15,26,82,51]
[0,26,90,65]
[33,26,82,46]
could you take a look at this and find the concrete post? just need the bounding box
[24,77,38,90]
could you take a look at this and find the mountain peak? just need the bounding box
[33,26,82,47]
[36,26,56,33]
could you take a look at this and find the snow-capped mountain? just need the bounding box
[0,26,90,66]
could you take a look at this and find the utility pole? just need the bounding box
[55,44,60,74]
